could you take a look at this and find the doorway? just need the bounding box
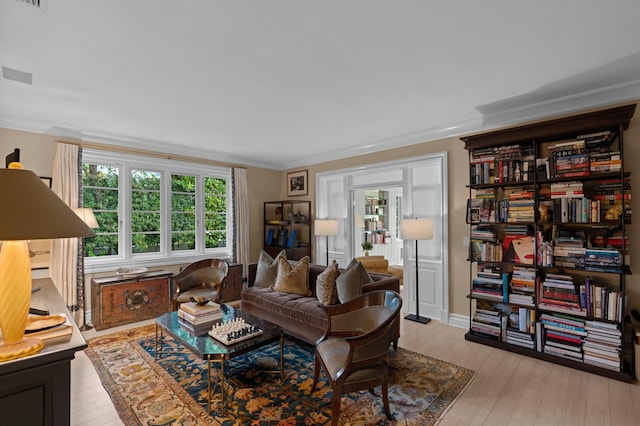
[316,152,449,323]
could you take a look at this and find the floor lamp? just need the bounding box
[73,207,99,331]
[314,219,339,266]
[400,218,433,324]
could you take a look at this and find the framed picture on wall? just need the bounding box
[287,170,308,196]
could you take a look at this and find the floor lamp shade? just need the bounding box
[314,219,339,266]
[400,218,433,324]
[0,163,95,362]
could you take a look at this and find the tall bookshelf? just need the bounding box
[461,104,636,382]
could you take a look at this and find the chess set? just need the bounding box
[208,318,263,345]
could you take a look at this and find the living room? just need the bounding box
[2,2,640,425]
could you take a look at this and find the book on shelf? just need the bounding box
[265,229,274,245]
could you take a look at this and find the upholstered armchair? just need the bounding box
[170,259,229,310]
[311,290,402,425]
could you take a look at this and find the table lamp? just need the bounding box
[0,163,94,362]
[314,219,339,266]
[400,218,433,324]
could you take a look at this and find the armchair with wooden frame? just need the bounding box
[170,259,229,310]
[311,290,402,425]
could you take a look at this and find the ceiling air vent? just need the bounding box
[17,0,48,11]
[2,66,33,85]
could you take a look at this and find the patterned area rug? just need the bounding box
[85,324,474,425]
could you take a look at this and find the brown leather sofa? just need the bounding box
[241,262,401,347]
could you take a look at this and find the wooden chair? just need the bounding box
[311,290,402,425]
[170,259,229,310]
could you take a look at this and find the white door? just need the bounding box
[403,153,448,322]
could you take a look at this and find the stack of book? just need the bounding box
[471,269,506,302]
[582,320,622,371]
[505,306,536,349]
[502,187,535,223]
[471,305,505,340]
[540,313,586,362]
[590,151,621,173]
[539,273,586,317]
[508,267,535,306]
[579,130,618,153]
[552,228,586,268]
[548,140,589,178]
[470,225,502,262]
[177,301,223,334]
[584,248,622,273]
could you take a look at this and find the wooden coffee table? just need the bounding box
[155,304,284,414]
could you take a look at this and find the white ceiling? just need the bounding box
[2,1,640,170]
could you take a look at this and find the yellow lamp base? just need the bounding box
[0,337,44,362]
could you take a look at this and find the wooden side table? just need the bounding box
[91,270,172,330]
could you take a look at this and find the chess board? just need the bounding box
[208,318,263,345]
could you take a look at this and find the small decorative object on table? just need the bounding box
[208,318,263,345]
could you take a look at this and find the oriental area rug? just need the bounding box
[85,325,475,425]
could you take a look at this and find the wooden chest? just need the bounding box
[91,270,172,330]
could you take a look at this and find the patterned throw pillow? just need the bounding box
[316,260,341,306]
[254,249,286,288]
[272,256,311,296]
[336,258,372,303]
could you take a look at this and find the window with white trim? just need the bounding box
[82,149,232,269]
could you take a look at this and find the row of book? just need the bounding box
[471,306,622,372]
[470,144,535,185]
[265,229,299,248]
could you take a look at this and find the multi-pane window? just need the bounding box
[131,169,161,254]
[171,174,196,251]
[205,177,227,248]
[82,149,232,265]
[82,163,119,256]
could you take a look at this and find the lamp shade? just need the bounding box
[314,219,339,236]
[73,207,99,229]
[400,218,433,240]
[0,165,95,240]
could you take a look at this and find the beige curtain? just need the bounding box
[233,168,250,280]
[50,143,82,324]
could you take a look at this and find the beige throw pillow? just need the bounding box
[272,256,311,296]
[254,249,286,288]
[336,258,372,303]
[316,261,341,306]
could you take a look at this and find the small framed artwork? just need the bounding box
[40,177,52,188]
[287,170,308,197]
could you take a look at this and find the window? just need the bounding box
[82,149,232,270]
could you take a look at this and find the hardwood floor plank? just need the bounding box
[71,316,640,425]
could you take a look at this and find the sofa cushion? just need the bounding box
[272,256,311,296]
[316,260,340,306]
[336,259,372,303]
[254,249,286,288]
[242,286,327,330]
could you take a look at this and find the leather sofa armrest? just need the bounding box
[362,276,400,294]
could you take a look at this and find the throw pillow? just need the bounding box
[336,258,372,303]
[272,256,311,296]
[316,260,341,306]
[254,249,286,288]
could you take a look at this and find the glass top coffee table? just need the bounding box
[154,304,284,414]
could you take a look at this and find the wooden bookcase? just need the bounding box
[461,104,636,382]
[263,200,311,260]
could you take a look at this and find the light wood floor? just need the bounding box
[70,315,640,425]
